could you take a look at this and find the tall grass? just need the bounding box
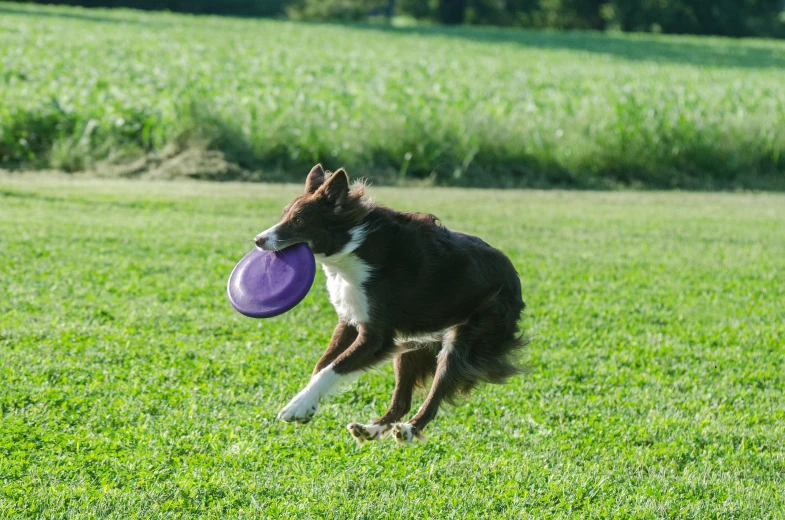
[1,2,785,188]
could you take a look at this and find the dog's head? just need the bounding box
[254,164,370,256]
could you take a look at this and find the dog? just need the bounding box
[254,164,526,444]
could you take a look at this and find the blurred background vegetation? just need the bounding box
[10,0,785,37]
[2,1,784,189]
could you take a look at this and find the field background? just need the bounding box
[1,176,784,518]
[3,2,785,517]
[2,2,785,188]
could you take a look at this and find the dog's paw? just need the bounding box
[347,423,392,444]
[391,422,426,444]
[277,395,318,424]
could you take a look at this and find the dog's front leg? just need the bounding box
[278,325,393,424]
[312,320,358,375]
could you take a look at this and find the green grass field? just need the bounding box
[2,2,785,188]
[1,175,784,518]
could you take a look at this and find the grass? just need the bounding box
[1,175,784,518]
[2,3,785,189]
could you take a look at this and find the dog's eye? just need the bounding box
[293,216,305,227]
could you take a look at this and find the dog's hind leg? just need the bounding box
[391,310,524,444]
[376,346,438,425]
[347,345,437,444]
[391,328,467,444]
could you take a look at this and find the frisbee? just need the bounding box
[227,243,316,318]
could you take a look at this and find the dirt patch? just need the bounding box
[95,146,253,181]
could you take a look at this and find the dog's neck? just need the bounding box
[313,222,374,325]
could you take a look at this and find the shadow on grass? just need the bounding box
[1,92,783,189]
[3,102,784,190]
[173,109,785,190]
[203,117,785,190]
[335,22,785,70]
[396,153,785,191]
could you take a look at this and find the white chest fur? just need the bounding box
[321,258,371,325]
[314,225,372,325]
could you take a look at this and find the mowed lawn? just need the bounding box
[1,176,784,518]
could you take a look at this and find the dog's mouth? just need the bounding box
[254,231,302,252]
[255,238,295,252]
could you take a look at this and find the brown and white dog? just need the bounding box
[254,164,526,444]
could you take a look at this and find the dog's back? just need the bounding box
[359,207,524,335]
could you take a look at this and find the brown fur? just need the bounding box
[257,164,527,439]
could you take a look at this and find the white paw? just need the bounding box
[277,393,319,424]
[391,422,426,444]
[347,423,392,444]
[277,365,343,424]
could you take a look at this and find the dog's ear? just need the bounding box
[319,168,349,208]
[305,164,325,194]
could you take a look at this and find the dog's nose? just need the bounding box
[254,234,267,249]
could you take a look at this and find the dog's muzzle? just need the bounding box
[254,226,278,251]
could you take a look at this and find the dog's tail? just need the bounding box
[437,286,527,403]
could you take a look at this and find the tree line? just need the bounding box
[11,0,785,37]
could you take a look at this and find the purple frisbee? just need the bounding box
[227,243,316,318]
